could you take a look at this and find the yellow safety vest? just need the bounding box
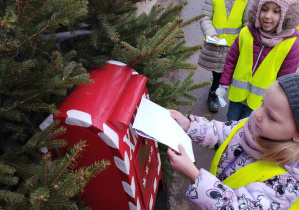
[211,0,248,46]
[210,119,299,209]
[228,26,296,110]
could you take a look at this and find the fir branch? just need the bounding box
[91,25,100,47]
[43,153,51,188]
[89,0,103,12]
[188,81,211,90]
[130,55,146,67]
[0,190,24,204]
[182,13,205,27]
[16,0,20,26]
[120,27,143,37]
[154,1,186,27]
[0,162,16,175]
[182,92,197,101]
[0,41,15,50]
[148,63,173,78]
[120,41,143,56]
[146,60,150,75]
[26,0,51,20]
[24,122,66,150]
[161,1,186,19]
[116,0,128,11]
[172,100,194,106]
[0,146,24,160]
[7,61,15,75]
[0,1,5,14]
[39,140,68,151]
[41,35,56,52]
[50,141,87,187]
[151,18,182,55]
[56,160,110,196]
[30,187,50,209]
[0,175,18,185]
[47,202,75,209]
[150,88,164,102]
[167,44,203,56]
[57,1,88,20]
[22,113,32,126]
[9,93,43,111]
[101,0,109,10]
[5,161,40,175]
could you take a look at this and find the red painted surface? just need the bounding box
[40,61,163,210]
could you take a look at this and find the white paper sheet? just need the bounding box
[206,35,227,46]
[133,97,195,162]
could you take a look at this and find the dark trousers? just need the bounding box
[210,71,222,92]
[227,101,253,121]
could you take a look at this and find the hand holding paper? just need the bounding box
[169,109,190,132]
[216,85,229,107]
[206,35,227,46]
[133,97,195,162]
[167,145,200,183]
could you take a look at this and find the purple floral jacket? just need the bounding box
[185,115,299,209]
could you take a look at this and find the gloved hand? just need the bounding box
[216,85,229,107]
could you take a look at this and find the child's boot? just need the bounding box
[207,90,218,113]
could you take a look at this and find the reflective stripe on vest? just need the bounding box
[231,77,265,96]
[228,26,296,110]
[215,27,242,35]
[210,118,299,209]
[211,0,248,46]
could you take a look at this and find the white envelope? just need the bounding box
[133,97,195,162]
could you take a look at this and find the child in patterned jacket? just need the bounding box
[168,73,299,209]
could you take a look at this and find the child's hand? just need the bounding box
[169,109,190,132]
[212,35,221,42]
[216,85,229,107]
[167,144,200,184]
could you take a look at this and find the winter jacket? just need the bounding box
[220,23,299,86]
[185,115,299,209]
[198,0,251,73]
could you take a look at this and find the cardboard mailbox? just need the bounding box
[39,60,163,210]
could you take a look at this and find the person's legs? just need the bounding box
[239,105,254,120]
[227,101,243,121]
[210,72,222,92]
[207,71,222,113]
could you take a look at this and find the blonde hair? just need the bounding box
[254,135,299,166]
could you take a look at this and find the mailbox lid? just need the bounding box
[56,61,147,132]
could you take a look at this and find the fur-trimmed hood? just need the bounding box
[247,0,299,34]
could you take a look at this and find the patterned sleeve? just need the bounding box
[185,169,299,209]
[186,115,240,148]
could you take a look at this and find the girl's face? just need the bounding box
[254,81,299,141]
[259,2,281,32]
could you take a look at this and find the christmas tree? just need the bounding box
[0,0,206,208]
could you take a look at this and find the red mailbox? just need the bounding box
[39,61,163,210]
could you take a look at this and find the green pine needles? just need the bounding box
[0,0,208,208]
